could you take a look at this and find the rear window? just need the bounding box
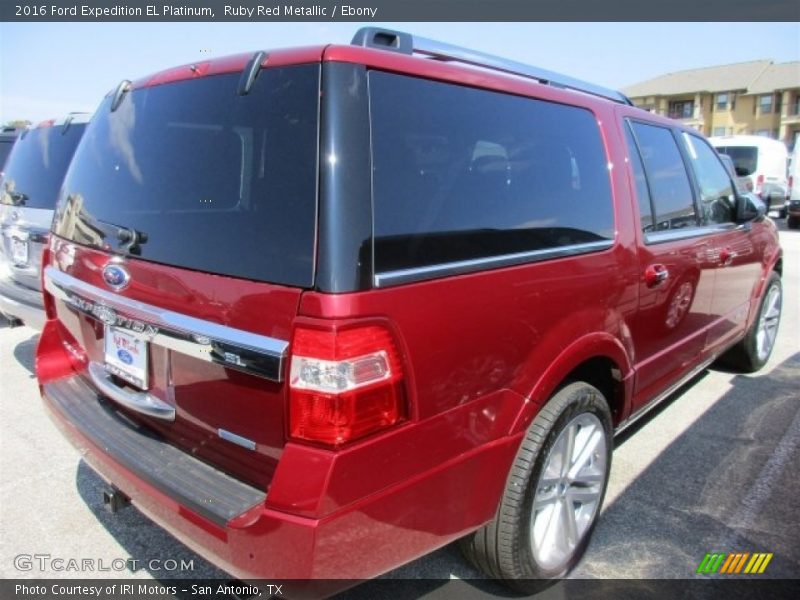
[53,65,320,287]
[0,139,16,168]
[1,124,86,210]
[368,72,614,275]
[714,145,758,176]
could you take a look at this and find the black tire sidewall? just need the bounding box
[743,272,782,370]
[514,382,613,580]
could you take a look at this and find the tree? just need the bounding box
[3,120,31,129]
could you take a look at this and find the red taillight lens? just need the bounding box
[40,247,57,320]
[289,324,405,447]
[789,175,794,193]
[755,173,765,194]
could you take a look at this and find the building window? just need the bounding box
[756,129,771,138]
[668,101,694,119]
[715,93,728,111]
[759,94,774,114]
[713,127,726,136]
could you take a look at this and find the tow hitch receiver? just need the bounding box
[102,486,130,514]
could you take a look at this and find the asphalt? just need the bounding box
[1,218,798,598]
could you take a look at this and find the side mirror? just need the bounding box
[736,192,766,223]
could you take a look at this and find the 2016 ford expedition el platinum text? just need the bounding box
[36,29,782,590]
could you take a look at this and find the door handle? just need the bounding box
[644,264,669,287]
[719,248,737,266]
[88,362,175,421]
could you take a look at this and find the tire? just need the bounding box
[460,381,612,591]
[788,216,800,230]
[720,271,782,373]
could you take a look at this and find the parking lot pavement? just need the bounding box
[1,220,798,594]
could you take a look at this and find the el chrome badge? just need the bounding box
[102,262,130,291]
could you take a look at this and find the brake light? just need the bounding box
[40,247,56,319]
[288,324,406,447]
[755,173,765,194]
[789,175,794,193]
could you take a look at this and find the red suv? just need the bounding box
[37,28,782,589]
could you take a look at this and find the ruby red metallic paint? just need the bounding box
[36,40,782,585]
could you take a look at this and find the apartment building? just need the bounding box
[623,60,800,148]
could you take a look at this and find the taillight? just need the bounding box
[288,324,406,447]
[789,175,794,193]
[40,247,56,319]
[755,174,765,194]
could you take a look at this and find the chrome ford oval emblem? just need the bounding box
[102,263,130,291]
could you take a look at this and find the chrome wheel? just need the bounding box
[530,412,607,571]
[755,283,781,362]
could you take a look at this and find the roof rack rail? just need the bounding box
[351,27,633,106]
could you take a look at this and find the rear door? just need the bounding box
[623,119,717,412]
[46,63,321,490]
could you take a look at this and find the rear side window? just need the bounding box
[1,124,86,210]
[629,122,697,231]
[53,66,319,287]
[368,72,614,275]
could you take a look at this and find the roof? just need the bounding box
[746,61,800,94]
[622,60,800,98]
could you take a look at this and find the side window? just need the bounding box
[624,121,654,232]
[681,133,736,225]
[368,71,615,276]
[630,121,697,231]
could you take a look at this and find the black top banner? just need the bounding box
[2,0,800,22]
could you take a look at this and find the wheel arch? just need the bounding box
[510,332,634,436]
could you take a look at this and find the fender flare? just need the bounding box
[509,331,633,435]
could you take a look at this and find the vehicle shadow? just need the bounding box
[571,350,800,580]
[12,332,38,378]
[71,350,800,597]
[74,461,229,581]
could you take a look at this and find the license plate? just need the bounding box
[104,326,149,389]
[10,236,28,266]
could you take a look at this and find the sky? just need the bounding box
[1,22,799,124]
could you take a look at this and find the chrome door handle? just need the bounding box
[88,362,175,421]
[719,248,737,266]
[645,264,669,287]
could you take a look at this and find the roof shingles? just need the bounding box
[623,60,799,98]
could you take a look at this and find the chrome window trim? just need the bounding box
[644,224,736,245]
[374,240,614,288]
[44,266,288,382]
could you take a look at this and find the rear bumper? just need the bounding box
[42,371,521,580]
[0,275,44,329]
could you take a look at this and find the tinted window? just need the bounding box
[715,146,758,176]
[682,133,735,224]
[369,72,614,273]
[1,124,86,210]
[53,66,319,287]
[624,122,654,232]
[630,122,697,230]
[0,140,15,169]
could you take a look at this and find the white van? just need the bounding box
[710,135,788,213]
[788,144,800,228]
